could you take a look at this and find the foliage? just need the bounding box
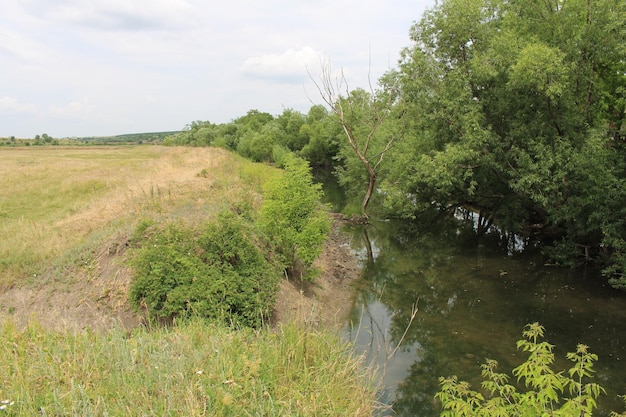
[164,107,342,170]
[163,120,216,147]
[436,323,610,416]
[259,155,331,276]
[299,104,343,168]
[313,60,401,217]
[236,123,278,162]
[129,212,280,327]
[0,319,378,416]
[383,0,626,285]
[273,108,309,152]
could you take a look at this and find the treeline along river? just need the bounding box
[337,213,626,416]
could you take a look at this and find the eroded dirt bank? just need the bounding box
[271,214,361,328]
[0,215,361,332]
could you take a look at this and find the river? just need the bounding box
[338,214,626,416]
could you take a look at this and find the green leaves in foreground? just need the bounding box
[436,323,610,416]
[129,213,280,328]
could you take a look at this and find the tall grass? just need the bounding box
[0,319,379,416]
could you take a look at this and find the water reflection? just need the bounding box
[341,215,626,416]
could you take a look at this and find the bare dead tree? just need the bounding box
[309,60,397,219]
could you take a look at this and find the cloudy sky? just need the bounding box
[1,0,433,138]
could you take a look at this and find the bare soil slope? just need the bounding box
[272,214,360,329]
[0,216,359,332]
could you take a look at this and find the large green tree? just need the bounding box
[384,0,626,284]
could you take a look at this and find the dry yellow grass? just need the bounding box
[0,145,276,288]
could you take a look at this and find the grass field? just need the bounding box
[0,145,379,415]
[0,145,275,288]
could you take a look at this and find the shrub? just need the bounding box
[259,155,331,277]
[436,323,609,416]
[128,212,280,328]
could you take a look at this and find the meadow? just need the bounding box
[0,145,273,288]
[0,145,378,415]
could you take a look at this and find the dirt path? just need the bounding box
[0,215,361,332]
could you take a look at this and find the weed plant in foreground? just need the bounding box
[0,319,379,416]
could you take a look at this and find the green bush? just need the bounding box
[436,323,614,416]
[128,212,280,328]
[259,155,331,277]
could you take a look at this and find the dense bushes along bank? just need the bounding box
[127,154,330,326]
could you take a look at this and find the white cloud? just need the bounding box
[0,29,50,63]
[0,96,37,113]
[241,47,325,83]
[0,0,433,137]
[47,98,96,119]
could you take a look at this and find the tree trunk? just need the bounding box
[361,169,376,218]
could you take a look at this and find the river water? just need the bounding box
[338,215,626,416]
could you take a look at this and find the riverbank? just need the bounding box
[0,214,360,332]
[0,146,376,416]
[0,217,372,415]
[272,213,361,329]
[0,146,362,332]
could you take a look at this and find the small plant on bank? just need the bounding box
[259,155,331,279]
[436,323,611,416]
[128,212,280,328]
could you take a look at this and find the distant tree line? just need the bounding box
[165,0,626,289]
[0,131,180,146]
[0,133,60,146]
[163,108,342,169]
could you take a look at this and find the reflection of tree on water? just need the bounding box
[348,224,377,266]
[346,216,482,415]
[343,214,626,416]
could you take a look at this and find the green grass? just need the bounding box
[0,145,380,416]
[0,319,378,416]
[0,146,275,287]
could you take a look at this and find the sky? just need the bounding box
[0,0,433,138]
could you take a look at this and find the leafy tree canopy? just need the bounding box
[381,0,626,285]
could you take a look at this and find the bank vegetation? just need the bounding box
[0,146,378,415]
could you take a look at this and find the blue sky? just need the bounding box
[1,0,433,138]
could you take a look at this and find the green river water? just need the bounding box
[339,215,626,416]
